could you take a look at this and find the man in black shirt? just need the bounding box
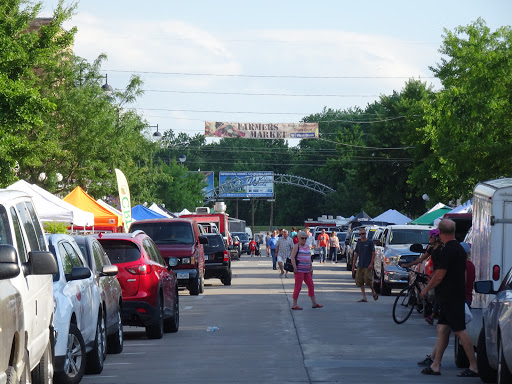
[419,219,479,377]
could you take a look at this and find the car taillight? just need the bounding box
[493,265,500,281]
[125,264,152,275]
[223,250,229,261]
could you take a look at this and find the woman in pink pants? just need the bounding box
[291,231,323,310]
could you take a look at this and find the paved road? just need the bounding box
[83,255,482,383]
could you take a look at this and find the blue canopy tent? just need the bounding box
[132,204,166,221]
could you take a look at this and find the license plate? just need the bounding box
[204,255,209,261]
[177,272,189,279]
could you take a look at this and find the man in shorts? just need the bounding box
[352,227,378,302]
[420,219,479,377]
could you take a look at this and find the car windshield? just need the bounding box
[131,222,195,245]
[233,233,249,242]
[204,235,224,253]
[99,241,141,264]
[389,229,430,245]
[337,233,347,242]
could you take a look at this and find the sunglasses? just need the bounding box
[299,237,307,240]
[359,233,366,236]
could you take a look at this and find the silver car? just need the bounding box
[475,266,512,384]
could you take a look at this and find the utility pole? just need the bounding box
[251,198,255,239]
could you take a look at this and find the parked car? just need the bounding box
[231,235,242,260]
[0,190,58,384]
[475,266,512,384]
[202,233,232,285]
[372,225,432,295]
[129,219,208,295]
[74,235,124,354]
[97,231,180,339]
[47,233,106,383]
[231,232,250,254]
[344,228,361,270]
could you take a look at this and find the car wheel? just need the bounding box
[55,323,86,384]
[164,289,179,333]
[498,335,512,384]
[86,313,106,374]
[373,269,381,294]
[189,276,200,296]
[221,269,232,286]
[477,327,497,383]
[31,333,53,384]
[346,255,352,271]
[107,310,123,354]
[146,295,164,339]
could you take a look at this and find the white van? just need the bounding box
[460,178,512,366]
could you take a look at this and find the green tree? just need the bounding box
[412,19,512,202]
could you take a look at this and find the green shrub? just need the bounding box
[43,221,69,234]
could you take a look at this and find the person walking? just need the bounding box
[419,219,479,377]
[352,227,378,302]
[265,232,271,257]
[276,229,294,277]
[291,231,323,310]
[268,230,279,270]
[316,229,329,264]
[249,238,257,257]
[329,231,341,263]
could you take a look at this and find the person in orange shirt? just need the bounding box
[316,229,330,263]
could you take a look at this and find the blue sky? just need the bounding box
[39,1,512,140]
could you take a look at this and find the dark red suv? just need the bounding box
[129,219,207,295]
[97,231,179,339]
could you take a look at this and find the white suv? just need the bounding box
[0,189,58,384]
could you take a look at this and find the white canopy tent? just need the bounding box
[7,180,94,227]
[372,209,411,225]
[148,203,174,218]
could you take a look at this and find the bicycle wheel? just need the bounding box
[393,285,416,324]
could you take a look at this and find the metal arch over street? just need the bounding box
[204,173,336,203]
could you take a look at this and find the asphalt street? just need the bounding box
[83,253,483,384]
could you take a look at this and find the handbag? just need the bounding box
[284,257,294,272]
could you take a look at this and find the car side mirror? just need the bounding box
[474,280,496,295]
[101,265,118,276]
[374,240,382,246]
[199,235,208,245]
[65,266,91,281]
[409,244,425,253]
[0,244,21,279]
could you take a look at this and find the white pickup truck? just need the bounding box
[0,190,58,384]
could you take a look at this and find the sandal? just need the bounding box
[291,306,303,310]
[457,369,479,377]
[312,304,323,308]
[421,367,441,375]
[372,292,378,301]
[357,299,367,302]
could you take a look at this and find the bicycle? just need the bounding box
[392,267,430,324]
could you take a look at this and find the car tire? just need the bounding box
[221,269,232,286]
[146,295,164,339]
[86,313,106,374]
[498,336,512,384]
[477,327,497,383]
[55,323,86,384]
[454,335,469,368]
[189,276,200,296]
[164,289,179,333]
[32,333,53,384]
[107,310,123,354]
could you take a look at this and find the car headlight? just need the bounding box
[182,257,191,264]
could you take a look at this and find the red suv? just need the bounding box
[129,219,207,295]
[96,231,179,339]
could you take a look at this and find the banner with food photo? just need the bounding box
[204,122,319,139]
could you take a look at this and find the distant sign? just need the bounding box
[219,172,274,198]
[205,122,318,139]
[201,171,215,197]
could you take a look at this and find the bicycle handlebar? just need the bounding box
[402,266,429,279]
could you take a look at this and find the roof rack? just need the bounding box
[130,230,146,238]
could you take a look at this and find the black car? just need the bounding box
[203,233,232,285]
[231,232,250,254]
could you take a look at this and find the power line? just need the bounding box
[142,89,380,97]
[107,69,434,79]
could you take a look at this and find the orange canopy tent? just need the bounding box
[64,186,122,232]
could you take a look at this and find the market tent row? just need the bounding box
[372,209,411,225]
[64,186,122,232]
[148,203,176,218]
[6,180,94,227]
[409,203,452,226]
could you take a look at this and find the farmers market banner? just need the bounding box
[115,168,132,232]
[205,122,318,139]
